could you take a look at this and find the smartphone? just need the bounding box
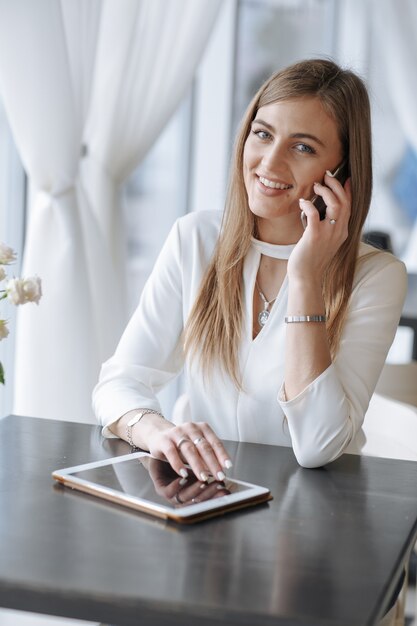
[301,160,349,229]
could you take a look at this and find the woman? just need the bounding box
[93,58,406,483]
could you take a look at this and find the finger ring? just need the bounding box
[176,436,191,451]
[193,436,205,446]
[174,492,184,504]
[329,218,337,225]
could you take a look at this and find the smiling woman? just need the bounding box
[93,59,406,481]
[243,98,343,237]
[92,62,410,618]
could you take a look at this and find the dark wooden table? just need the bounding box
[399,272,417,359]
[1,415,417,626]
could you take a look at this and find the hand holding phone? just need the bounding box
[300,160,349,229]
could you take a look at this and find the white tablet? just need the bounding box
[52,452,272,524]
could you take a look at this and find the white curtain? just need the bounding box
[0,0,221,422]
[373,0,417,270]
[80,0,221,362]
[374,0,417,151]
[0,0,100,422]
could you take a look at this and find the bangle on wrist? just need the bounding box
[285,315,327,323]
[126,409,164,450]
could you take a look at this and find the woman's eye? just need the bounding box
[295,143,315,154]
[252,129,271,140]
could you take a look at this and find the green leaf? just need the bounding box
[0,361,4,385]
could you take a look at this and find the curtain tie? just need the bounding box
[37,184,76,209]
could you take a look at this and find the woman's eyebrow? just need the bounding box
[252,118,274,131]
[290,132,325,147]
[252,119,325,147]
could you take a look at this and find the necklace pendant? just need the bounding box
[258,309,270,327]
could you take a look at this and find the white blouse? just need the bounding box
[93,210,407,467]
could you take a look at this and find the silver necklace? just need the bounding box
[256,280,278,327]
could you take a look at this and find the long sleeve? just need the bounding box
[278,249,408,467]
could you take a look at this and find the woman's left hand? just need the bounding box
[288,173,352,282]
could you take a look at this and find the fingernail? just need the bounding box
[217,484,226,490]
[299,198,306,205]
[200,472,209,482]
[313,181,320,187]
[179,477,188,486]
[224,459,233,469]
[179,468,188,478]
[217,471,226,481]
[326,169,336,177]
[200,483,206,489]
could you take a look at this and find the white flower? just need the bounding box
[6,278,24,305]
[22,275,42,304]
[0,319,9,341]
[0,243,17,265]
[6,276,42,305]
[0,241,42,385]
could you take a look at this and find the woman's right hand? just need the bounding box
[111,410,233,482]
[146,418,233,483]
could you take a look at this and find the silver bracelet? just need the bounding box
[126,409,164,449]
[285,315,327,323]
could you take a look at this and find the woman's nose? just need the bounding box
[262,143,288,171]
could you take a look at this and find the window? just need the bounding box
[123,94,193,316]
[0,95,26,417]
[233,0,336,131]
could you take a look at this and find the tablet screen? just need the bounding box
[71,456,252,509]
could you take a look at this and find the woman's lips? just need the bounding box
[256,175,293,194]
[258,175,292,190]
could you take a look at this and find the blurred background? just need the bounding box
[0,0,416,424]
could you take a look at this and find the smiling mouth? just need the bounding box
[258,176,292,190]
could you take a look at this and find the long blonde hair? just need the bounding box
[184,58,373,386]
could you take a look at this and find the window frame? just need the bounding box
[0,98,26,417]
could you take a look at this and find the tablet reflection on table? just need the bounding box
[140,456,232,508]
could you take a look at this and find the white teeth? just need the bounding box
[259,176,291,190]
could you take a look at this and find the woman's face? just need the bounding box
[243,97,344,236]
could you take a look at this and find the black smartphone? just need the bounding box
[300,160,349,229]
[311,159,349,220]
